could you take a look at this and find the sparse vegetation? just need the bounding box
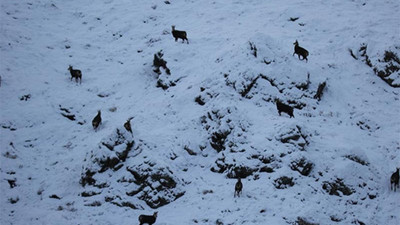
[344,155,369,166]
[153,50,171,75]
[249,41,257,58]
[295,217,319,225]
[290,158,314,176]
[210,130,231,152]
[353,44,400,87]
[274,176,295,189]
[314,81,326,101]
[322,178,354,196]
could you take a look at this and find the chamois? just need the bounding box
[68,65,82,83]
[276,100,294,118]
[390,168,399,191]
[171,26,189,44]
[234,178,243,197]
[138,212,158,225]
[293,40,309,62]
[92,110,102,130]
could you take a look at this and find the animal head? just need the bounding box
[68,65,73,71]
[153,211,158,218]
[293,40,299,45]
[171,25,176,30]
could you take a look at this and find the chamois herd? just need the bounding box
[63,26,399,224]
[69,26,303,128]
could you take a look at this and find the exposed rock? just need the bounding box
[274,176,294,189]
[353,44,400,87]
[290,157,314,176]
[200,107,250,153]
[296,217,319,225]
[126,164,185,208]
[344,155,369,166]
[276,126,308,150]
[322,178,354,196]
[80,125,185,209]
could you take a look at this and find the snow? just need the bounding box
[1,0,400,224]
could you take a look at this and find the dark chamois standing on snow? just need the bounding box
[276,100,294,118]
[314,81,326,101]
[293,40,309,62]
[92,110,102,130]
[234,178,243,197]
[124,117,133,133]
[68,65,82,83]
[153,51,171,75]
[391,168,399,191]
[138,212,158,225]
[171,25,189,44]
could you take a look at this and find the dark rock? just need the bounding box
[344,155,369,166]
[227,166,256,178]
[81,191,101,197]
[210,130,231,152]
[355,44,400,87]
[290,158,314,176]
[314,81,326,101]
[85,201,101,207]
[195,95,206,105]
[126,165,185,208]
[322,178,354,196]
[80,170,96,187]
[7,179,16,188]
[260,166,274,173]
[274,176,294,189]
[49,194,61,199]
[277,126,308,150]
[9,197,19,204]
[296,217,319,225]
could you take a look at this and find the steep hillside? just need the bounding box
[1,0,399,225]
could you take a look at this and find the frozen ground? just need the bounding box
[1,0,399,224]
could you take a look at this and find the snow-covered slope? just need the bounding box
[1,0,399,224]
